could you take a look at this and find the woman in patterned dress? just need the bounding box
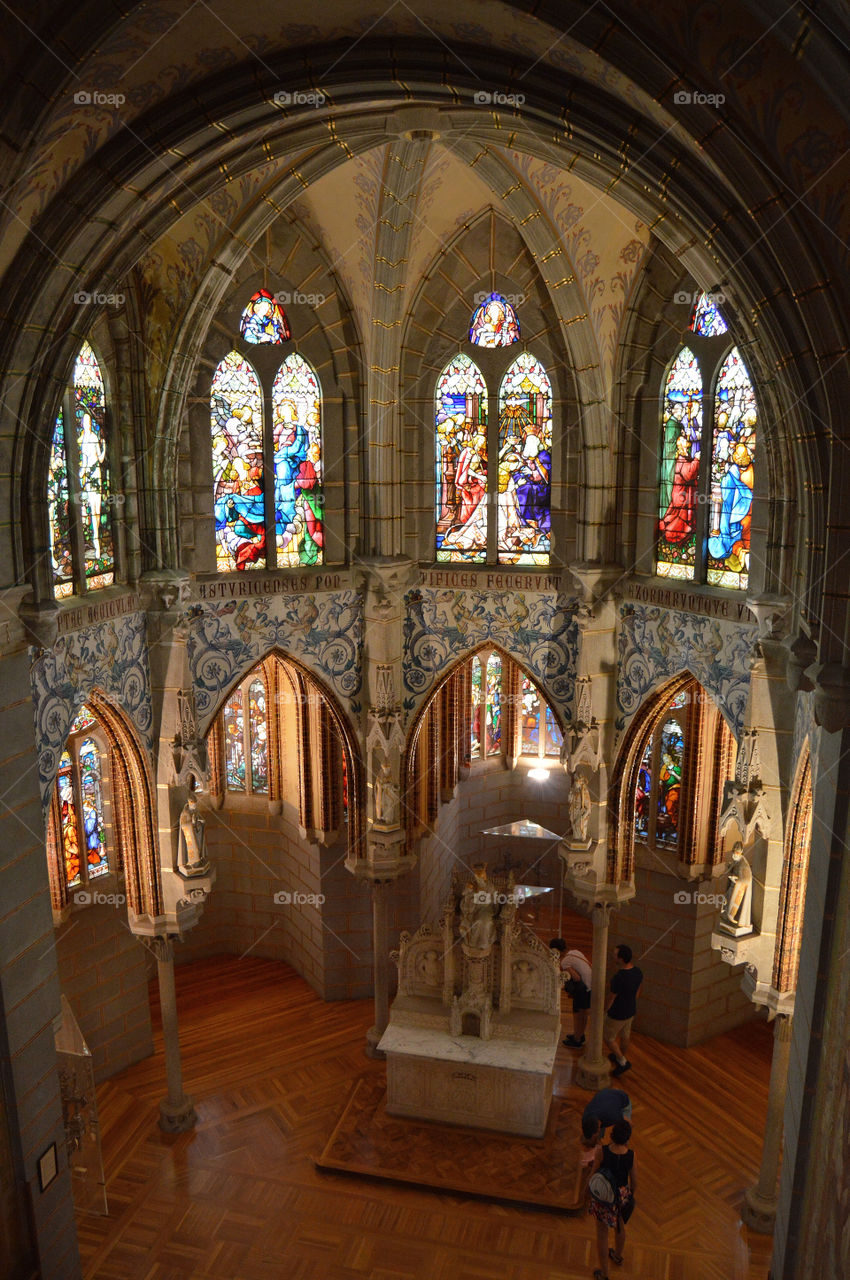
[587,1119,636,1279]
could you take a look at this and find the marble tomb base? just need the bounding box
[378,1022,558,1137]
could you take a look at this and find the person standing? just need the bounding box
[549,938,592,1047]
[588,1119,636,1278]
[604,944,643,1077]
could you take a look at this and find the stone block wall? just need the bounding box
[614,863,756,1046]
[55,903,153,1083]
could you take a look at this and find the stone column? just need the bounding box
[366,881,391,1058]
[576,903,613,1091]
[152,938,197,1132]
[743,1012,794,1232]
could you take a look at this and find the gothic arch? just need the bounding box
[607,672,736,885]
[202,647,364,860]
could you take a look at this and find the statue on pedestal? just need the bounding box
[374,759,400,827]
[569,774,592,844]
[719,841,753,933]
[177,792,209,876]
[459,866,497,953]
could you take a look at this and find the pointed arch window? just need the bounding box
[210,349,323,573]
[656,296,756,590]
[222,675,269,795]
[519,674,564,760]
[48,341,115,598]
[436,354,488,562]
[50,706,110,893]
[240,288,291,344]
[468,292,521,347]
[498,353,552,565]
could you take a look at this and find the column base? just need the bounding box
[365,1025,387,1059]
[742,1186,777,1233]
[575,1055,612,1091]
[158,1095,198,1133]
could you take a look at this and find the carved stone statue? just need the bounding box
[569,774,592,844]
[720,841,753,933]
[459,867,497,953]
[419,949,441,987]
[374,760,400,827]
[178,793,209,876]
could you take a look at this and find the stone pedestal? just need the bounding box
[379,1024,557,1137]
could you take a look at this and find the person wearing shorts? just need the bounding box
[604,944,642,1077]
[550,938,592,1047]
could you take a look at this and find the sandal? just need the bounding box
[593,1271,609,1280]
[609,1248,623,1265]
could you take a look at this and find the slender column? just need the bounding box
[366,881,391,1058]
[153,938,197,1132]
[743,1013,794,1231]
[576,903,613,1091]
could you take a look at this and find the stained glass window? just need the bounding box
[248,679,269,794]
[272,354,323,567]
[240,288,291,344]
[521,676,540,754]
[485,654,502,756]
[57,750,81,887]
[707,349,757,590]
[633,692,686,848]
[211,351,265,573]
[470,656,482,759]
[468,293,520,347]
[657,347,702,580]
[223,690,246,791]
[633,737,653,842]
[691,291,728,337]
[79,738,108,878]
[435,356,488,562]
[498,354,552,565]
[49,341,115,598]
[48,411,73,598]
[53,707,110,894]
[544,706,563,758]
[519,672,562,760]
[656,718,684,845]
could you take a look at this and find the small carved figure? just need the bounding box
[374,760,400,826]
[419,949,441,986]
[720,841,753,931]
[459,866,497,952]
[569,774,592,843]
[178,791,208,875]
[511,960,538,999]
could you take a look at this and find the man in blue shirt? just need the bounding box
[582,1087,632,1140]
[604,943,643,1077]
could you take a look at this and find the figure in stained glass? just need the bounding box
[498,354,552,565]
[211,351,265,572]
[48,409,73,597]
[470,656,482,759]
[520,676,539,754]
[485,654,502,755]
[74,342,114,589]
[468,292,520,347]
[272,354,323,566]
[435,356,488,561]
[79,739,107,877]
[690,291,728,338]
[248,679,269,793]
[240,288,291,344]
[223,691,246,790]
[656,718,683,843]
[707,349,756,589]
[633,737,653,842]
[657,347,702,579]
[544,706,563,757]
[58,751,81,886]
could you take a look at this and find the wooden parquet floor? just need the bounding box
[317,1078,586,1211]
[78,940,776,1280]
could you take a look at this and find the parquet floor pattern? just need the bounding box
[78,937,775,1280]
[317,1077,586,1210]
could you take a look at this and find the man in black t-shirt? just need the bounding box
[603,943,643,1077]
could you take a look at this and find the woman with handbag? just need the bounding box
[586,1119,636,1279]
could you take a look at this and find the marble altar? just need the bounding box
[380,866,561,1137]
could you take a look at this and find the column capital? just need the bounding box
[812,662,850,732]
